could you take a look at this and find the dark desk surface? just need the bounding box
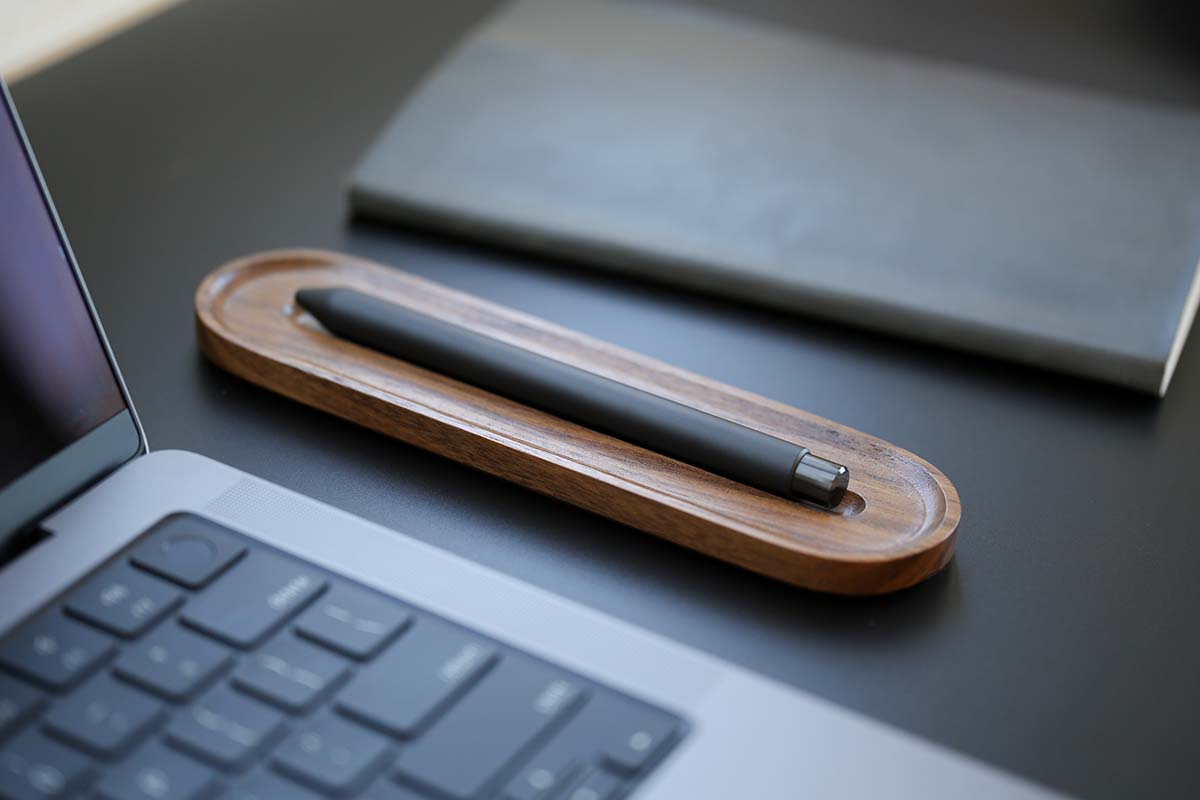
[12,1,1200,797]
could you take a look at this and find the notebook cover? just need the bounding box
[350,0,1200,395]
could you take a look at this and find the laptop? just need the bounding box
[0,81,1056,799]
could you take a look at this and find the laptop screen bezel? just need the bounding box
[0,81,146,542]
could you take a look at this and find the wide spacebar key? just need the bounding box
[396,657,587,800]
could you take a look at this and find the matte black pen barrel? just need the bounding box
[296,287,848,507]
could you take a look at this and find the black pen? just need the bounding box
[296,287,850,507]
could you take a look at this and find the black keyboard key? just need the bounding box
[294,584,410,660]
[362,779,428,800]
[65,563,183,638]
[273,712,390,795]
[0,673,44,741]
[43,674,162,758]
[0,727,91,799]
[338,619,496,737]
[597,701,679,774]
[222,770,323,800]
[96,740,217,800]
[165,684,284,770]
[180,551,325,648]
[0,613,114,690]
[114,625,231,701]
[232,635,347,713]
[562,768,620,800]
[396,658,586,800]
[504,750,579,800]
[130,515,246,589]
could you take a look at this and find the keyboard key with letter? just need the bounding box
[166,684,283,769]
[597,699,680,774]
[114,624,231,702]
[180,551,325,648]
[95,740,216,800]
[562,768,621,800]
[223,770,324,800]
[0,727,91,799]
[232,634,347,713]
[504,748,579,800]
[295,583,410,660]
[396,657,586,799]
[65,563,182,638]
[0,674,43,741]
[0,612,114,691]
[43,674,162,758]
[273,712,391,795]
[362,779,430,799]
[339,619,496,737]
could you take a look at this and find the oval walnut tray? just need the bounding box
[195,249,960,595]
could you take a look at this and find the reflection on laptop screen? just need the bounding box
[0,99,125,490]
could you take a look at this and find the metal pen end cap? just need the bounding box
[792,452,850,508]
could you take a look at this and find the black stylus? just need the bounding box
[296,287,850,507]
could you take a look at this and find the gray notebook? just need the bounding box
[350,0,1200,395]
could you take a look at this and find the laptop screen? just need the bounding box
[0,97,127,491]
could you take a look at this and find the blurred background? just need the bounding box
[0,0,183,81]
[3,0,1199,96]
[4,0,1199,98]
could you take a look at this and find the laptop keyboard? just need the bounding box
[0,513,686,799]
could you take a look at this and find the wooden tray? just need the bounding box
[196,249,960,594]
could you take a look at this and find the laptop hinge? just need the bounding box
[0,523,52,570]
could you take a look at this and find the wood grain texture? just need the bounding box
[195,249,960,594]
